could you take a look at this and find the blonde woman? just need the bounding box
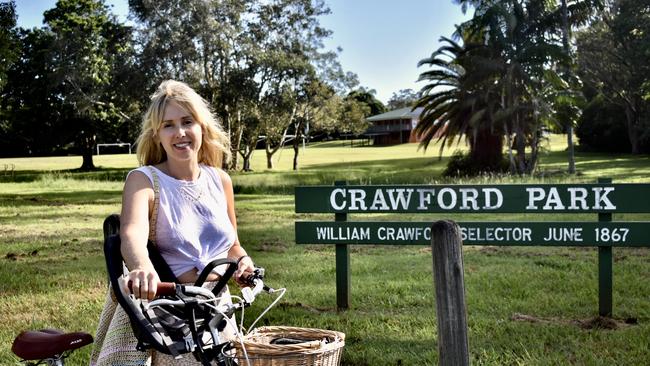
[91,80,254,365]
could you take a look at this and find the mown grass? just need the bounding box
[0,135,649,365]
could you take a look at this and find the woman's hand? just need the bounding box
[126,267,160,300]
[234,255,255,287]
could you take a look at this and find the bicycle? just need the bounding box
[12,215,343,366]
[12,262,284,366]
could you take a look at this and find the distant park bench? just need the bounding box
[294,179,650,315]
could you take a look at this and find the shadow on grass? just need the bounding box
[0,167,132,183]
[0,190,121,207]
[234,156,447,194]
[538,150,650,181]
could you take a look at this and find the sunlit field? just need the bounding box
[1,135,649,365]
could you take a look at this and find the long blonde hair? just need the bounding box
[136,80,231,167]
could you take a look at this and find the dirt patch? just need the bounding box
[277,302,333,314]
[4,250,38,261]
[511,312,637,330]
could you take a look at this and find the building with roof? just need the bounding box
[363,107,424,145]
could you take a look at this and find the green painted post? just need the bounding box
[598,178,613,317]
[335,181,350,310]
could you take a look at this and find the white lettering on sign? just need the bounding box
[378,227,431,241]
[437,188,457,209]
[387,189,414,210]
[349,189,367,210]
[543,227,583,242]
[316,226,370,241]
[526,188,546,209]
[594,227,629,242]
[460,227,532,242]
[327,186,617,211]
[526,186,617,210]
[482,188,503,209]
[568,188,588,210]
[370,189,389,210]
[593,187,616,210]
[330,188,346,210]
[543,188,565,210]
[459,188,479,210]
[417,188,435,210]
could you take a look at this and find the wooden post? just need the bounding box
[334,181,350,310]
[598,177,613,317]
[431,220,469,366]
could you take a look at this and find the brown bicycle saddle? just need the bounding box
[12,329,93,360]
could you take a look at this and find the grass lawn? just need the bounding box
[0,135,649,365]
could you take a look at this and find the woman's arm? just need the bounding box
[120,171,160,300]
[218,169,255,283]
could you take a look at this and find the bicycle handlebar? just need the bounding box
[126,281,178,297]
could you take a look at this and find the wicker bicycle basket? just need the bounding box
[227,326,345,366]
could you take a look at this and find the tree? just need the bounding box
[415,36,505,172]
[44,0,134,169]
[290,77,340,170]
[1,28,61,157]
[550,0,604,173]
[386,89,419,110]
[130,0,337,170]
[575,0,650,154]
[0,0,18,92]
[347,88,386,117]
[338,97,370,136]
[445,0,567,174]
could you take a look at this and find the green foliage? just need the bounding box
[576,95,633,153]
[337,98,370,136]
[346,88,386,117]
[0,0,18,91]
[386,88,419,110]
[0,0,137,166]
[575,0,650,154]
[442,150,509,177]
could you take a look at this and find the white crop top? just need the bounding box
[128,165,237,277]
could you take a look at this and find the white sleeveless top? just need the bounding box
[128,165,237,277]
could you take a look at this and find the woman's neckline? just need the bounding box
[150,164,203,184]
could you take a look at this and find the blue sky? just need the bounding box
[14,0,471,103]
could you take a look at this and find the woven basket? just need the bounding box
[228,326,345,366]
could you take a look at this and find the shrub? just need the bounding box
[443,150,509,177]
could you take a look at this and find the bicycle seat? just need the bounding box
[12,329,93,360]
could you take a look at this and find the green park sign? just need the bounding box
[295,221,650,246]
[295,184,650,213]
[294,181,650,314]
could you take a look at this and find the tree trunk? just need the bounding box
[514,119,527,175]
[242,152,252,171]
[292,141,299,170]
[239,141,256,172]
[528,126,539,174]
[561,0,576,174]
[292,121,304,171]
[81,147,95,171]
[229,110,244,170]
[624,104,640,154]
[470,128,503,171]
[504,124,517,174]
[79,131,96,171]
[567,126,575,172]
[265,144,274,169]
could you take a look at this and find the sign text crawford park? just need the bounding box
[294,181,650,313]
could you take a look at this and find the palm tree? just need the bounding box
[414,36,505,172]
[452,0,566,174]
